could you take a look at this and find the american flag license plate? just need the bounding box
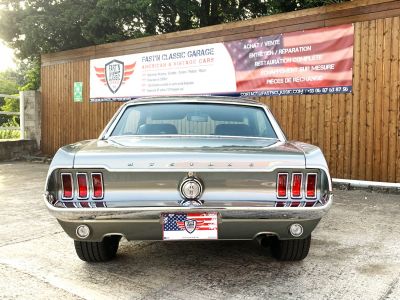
[162,212,218,240]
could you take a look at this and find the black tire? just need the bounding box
[271,235,311,261]
[74,235,121,262]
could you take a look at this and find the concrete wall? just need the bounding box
[0,91,41,161]
[0,140,37,161]
[21,91,41,147]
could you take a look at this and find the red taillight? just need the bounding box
[61,173,73,199]
[92,173,104,199]
[277,173,288,198]
[77,173,88,199]
[291,201,300,207]
[306,173,317,198]
[291,173,302,198]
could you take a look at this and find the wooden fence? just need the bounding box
[41,0,400,183]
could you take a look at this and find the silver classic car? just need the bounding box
[44,96,332,262]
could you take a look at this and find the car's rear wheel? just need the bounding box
[74,235,121,262]
[271,235,311,261]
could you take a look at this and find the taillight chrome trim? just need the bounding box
[276,173,289,199]
[60,173,74,200]
[306,173,318,199]
[290,173,303,199]
[76,173,89,200]
[91,173,104,200]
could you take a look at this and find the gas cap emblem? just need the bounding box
[179,177,204,206]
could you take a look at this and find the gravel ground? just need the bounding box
[0,161,399,300]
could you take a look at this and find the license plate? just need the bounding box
[162,212,218,240]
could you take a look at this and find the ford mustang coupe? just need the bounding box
[44,96,332,262]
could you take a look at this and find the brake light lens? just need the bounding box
[61,173,73,199]
[306,174,317,198]
[77,173,88,199]
[92,173,104,199]
[60,171,105,206]
[276,172,319,207]
[277,173,288,198]
[291,173,302,198]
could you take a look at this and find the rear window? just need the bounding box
[111,103,277,139]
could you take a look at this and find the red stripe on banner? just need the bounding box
[284,24,354,46]
[253,48,353,71]
[282,57,353,69]
[274,35,354,58]
[125,62,136,70]
[186,216,214,220]
[191,220,214,224]
[175,222,216,231]
[237,62,353,82]
[94,67,105,73]
[237,78,353,91]
[187,213,216,218]
[237,71,352,91]
[124,70,134,77]
[196,228,216,231]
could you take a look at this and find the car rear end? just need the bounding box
[45,147,332,239]
[44,97,332,262]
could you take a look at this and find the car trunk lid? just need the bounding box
[73,136,306,171]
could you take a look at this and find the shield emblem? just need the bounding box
[184,219,197,234]
[105,59,124,94]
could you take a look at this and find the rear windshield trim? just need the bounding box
[101,100,286,142]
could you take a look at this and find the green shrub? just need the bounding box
[0,129,20,139]
[0,95,20,126]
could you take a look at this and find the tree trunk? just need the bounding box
[199,0,211,27]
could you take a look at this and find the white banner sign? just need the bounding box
[90,43,236,102]
[90,24,353,102]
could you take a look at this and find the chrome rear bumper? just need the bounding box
[45,194,332,222]
[45,194,332,241]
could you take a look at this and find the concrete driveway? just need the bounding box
[0,161,399,299]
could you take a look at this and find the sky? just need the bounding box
[0,41,16,71]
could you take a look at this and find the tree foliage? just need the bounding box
[0,69,19,125]
[0,0,348,87]
[17,58,41,91]
[0,69,18,95]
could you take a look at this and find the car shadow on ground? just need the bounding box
[82,239,301,270]
[76,239,312,298]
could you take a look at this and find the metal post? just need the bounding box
[19,91,25,140]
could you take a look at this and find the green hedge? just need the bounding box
[0,129,20,139]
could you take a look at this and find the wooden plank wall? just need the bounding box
[41,0,400,182]
[259,16,400,183]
